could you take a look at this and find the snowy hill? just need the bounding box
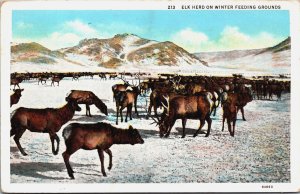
[10,34,207,73]
[60,33,207,70]
[10,35,290,75]
[194,37,291,75]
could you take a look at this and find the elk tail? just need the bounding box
[62,124,74,141]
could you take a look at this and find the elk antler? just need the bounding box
[161,95,170,116]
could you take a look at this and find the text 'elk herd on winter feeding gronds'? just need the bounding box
[10,71,290,181]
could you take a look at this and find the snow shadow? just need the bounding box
[72,115,108,122]
[136,128,159,139]
[175,127,207,136]
[11,162,98,181]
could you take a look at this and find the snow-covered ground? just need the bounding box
[10,77,290,183]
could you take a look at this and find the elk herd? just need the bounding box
[9,71,290,179]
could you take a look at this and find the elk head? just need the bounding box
[128,125,144,145]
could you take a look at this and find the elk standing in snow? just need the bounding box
[10,99,81,156]
[11,76,23,90]
[62,122,144,179]
[66,90,108,117]
[51,75,64,86]
[157,93,212,138]
[114,86,140,125]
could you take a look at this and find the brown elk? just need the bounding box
[109,73,118,79]
[72,74,80,81]
[221,87,253,121]
[99,73,107,80]
[222,100,237,137]
[11,77,23,90]
[38,76,48,85]
[62,123,144,179]
[11,89,24,107]
[51,75,64,86]
[111,79,130,101]
[10,99,81,156]
[66,90,108,117]
[114,86,140,125]
[158,93,212,138]
[148,89,178,117]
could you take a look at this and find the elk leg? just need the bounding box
[222,115,225,131]
[147,101,153,115]
[227,119,232,136]
[62,151,75,179]
[49,132,60,155]
[62,138,83,179]
[134,97,139,117]
[54,134,60,154]
[86,104,91,117]
[164,118,176,138]
[241,107,246,121]
[129,104,133,120]
[213,103,217,116]
[125,106,129,122]
[232,119,236,137]
[13,128,27,156]
[181,118,187,138]
[104,149,113,170]
[116,105,119,125]
[97,149,107,177]
[205,115,212,137]
[193,119,205,137]
[120,106,125,122]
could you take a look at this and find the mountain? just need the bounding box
[10,35,290,75]
[11,34,207,73]
[59,33,207,69]
[194,37,291,74]
[11,42,65,64]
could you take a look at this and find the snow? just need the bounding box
[197,50,291,75]
[10,77,290,183]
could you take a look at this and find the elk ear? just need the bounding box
[129,125,133,130]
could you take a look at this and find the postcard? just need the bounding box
[1,0,300,192]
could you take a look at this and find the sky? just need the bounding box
[12,10,290,52]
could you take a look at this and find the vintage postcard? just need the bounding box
[1,0,300,192]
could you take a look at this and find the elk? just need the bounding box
[99,73,107,80]
[109,73,118,79]
[66,90,108,117]
[148,89,178,117]
[222,100,237,137]
[11,76,23,90]
[111,79,130,101]
[51,75,64,86]
[158,93,212,138]
[10,99,81,156]
[62,123,144,179]
[221,87,253,121]
[114,86,140,125]
[10,89,24,107]
[72,74,80,81]
[38,75,48,85]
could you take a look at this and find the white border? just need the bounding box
[1,0,300,192]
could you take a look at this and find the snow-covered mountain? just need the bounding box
[10,35,290,75]
[11,33,207,73]
[194,37,291,75]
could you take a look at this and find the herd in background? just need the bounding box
[9,71,290,179]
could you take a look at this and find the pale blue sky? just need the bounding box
[12,10,290,52]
